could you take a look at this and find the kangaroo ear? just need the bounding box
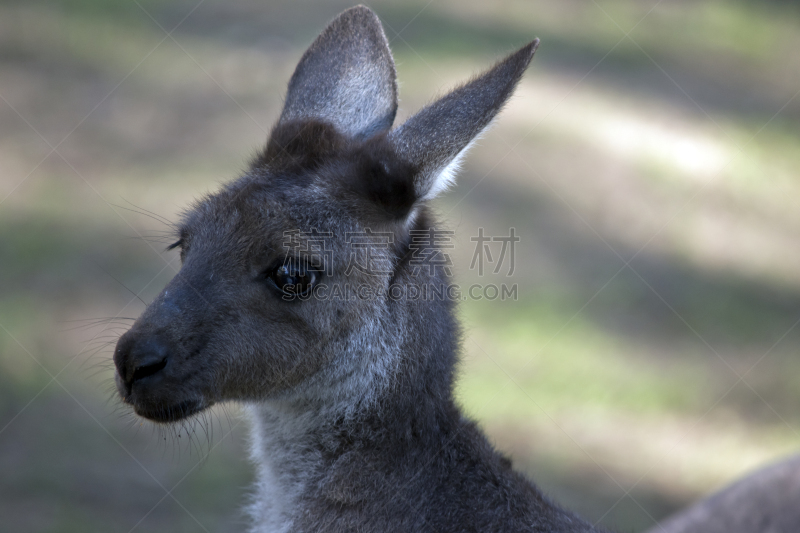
[389,40,539,202]
[278,6,397,140]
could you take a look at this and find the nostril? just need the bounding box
[121,336,171,387]
[131,356,168,383]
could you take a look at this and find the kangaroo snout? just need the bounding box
[114,333,169,397]
[113,312,211,423]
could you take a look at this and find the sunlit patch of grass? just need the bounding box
[507,75,800,199]
[1,4,161,72]
[455,297,800,509]
[481,65,800,290]
[643,0,799,63]
[456,298,707,421]
[2,0,800,529]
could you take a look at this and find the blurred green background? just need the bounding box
[2,0,800,531]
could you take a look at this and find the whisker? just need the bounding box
[113,199,177,230]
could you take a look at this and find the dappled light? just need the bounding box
[1,1,799,531]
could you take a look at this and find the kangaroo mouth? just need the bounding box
[131,398,207,423]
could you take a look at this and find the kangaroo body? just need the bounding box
[113,5,799,533]
[648,454,800,533]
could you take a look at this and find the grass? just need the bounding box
[1,0,800,531]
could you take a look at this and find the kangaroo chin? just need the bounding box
[130,399,207,423]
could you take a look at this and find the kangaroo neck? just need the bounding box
[245,366,459,530]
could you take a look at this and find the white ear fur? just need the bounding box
[421,123,490,201]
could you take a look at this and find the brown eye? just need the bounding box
[268,259,318,298]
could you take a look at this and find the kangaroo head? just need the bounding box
[113,5,538,423]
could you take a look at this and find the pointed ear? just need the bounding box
[388,40,539,201]
[278,6,397,140]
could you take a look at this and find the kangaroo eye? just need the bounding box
[268,260,318,298]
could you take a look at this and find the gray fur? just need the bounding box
[279,6,397,140]
[648,454,800,533]
[111,6,601,532]
[389,40,538,200]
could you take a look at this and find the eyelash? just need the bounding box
[166,239,183,251]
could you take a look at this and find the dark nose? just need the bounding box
[114,334,170,395]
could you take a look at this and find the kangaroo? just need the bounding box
[112,5,605,532]
[112,5,800,533]
[647,454,800,533]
